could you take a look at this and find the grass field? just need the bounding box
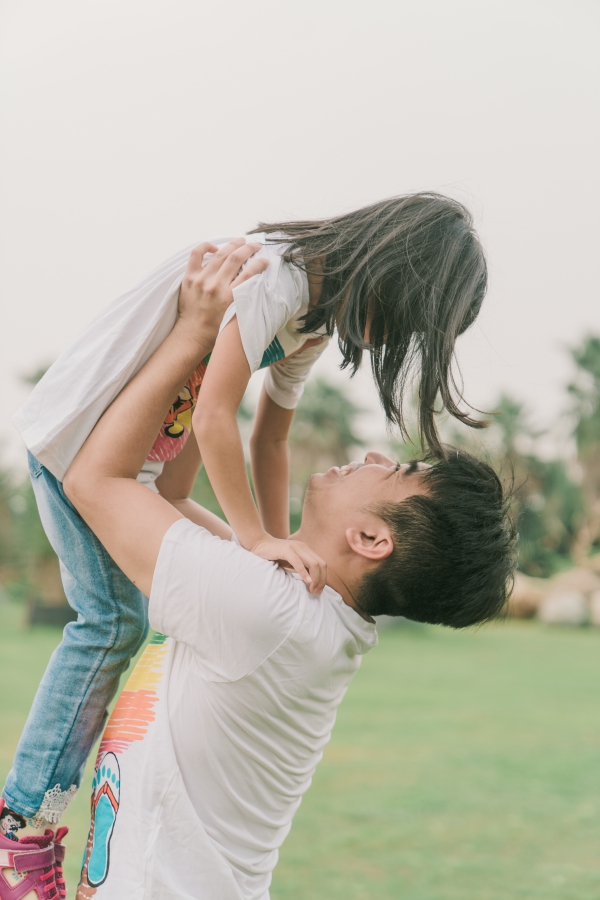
[2,603,600,899]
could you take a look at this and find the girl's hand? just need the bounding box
[250,535,327,595]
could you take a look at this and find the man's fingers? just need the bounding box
[186,242,219,275]
[218,241,263,284]
[231,256,270,288]
[201,238,247,276]
[187,238,267,294]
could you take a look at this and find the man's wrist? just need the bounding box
[172,317,217,362]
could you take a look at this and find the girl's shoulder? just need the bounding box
[228,238,309,375]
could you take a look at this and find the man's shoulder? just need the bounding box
[275,582,378,655]
[150,519,305,682]
[158,519,304,615]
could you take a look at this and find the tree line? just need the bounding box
[1,335,599,619]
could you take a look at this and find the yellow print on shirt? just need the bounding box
[147,358,207,462]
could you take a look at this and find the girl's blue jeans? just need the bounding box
[2,453,148,820]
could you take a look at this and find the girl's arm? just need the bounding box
[251,337,327,537]
[194,317,326,593]
[155,430,233,540]
[250,386,294,539]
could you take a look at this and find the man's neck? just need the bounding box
[290,529,375,623]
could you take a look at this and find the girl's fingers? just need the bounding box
[252,538,327,595]
[292,543,327,594]
[277,547,320,593]
[279,548,312,586]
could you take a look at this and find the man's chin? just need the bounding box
[307,467,341,489]
[302,472,326,508]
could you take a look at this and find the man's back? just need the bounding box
[78,519,377,900]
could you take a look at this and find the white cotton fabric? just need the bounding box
[263,340,330,411]
[93,519,377,900]
[13,237,328,481]
[136,460,164,494]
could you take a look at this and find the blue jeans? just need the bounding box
[2,453,148,820]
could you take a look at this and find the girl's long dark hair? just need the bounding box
[251,193,487,458]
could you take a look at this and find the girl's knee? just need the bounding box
[117,604,149,656]
[129,614,150,655]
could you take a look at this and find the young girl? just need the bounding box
[2,192,487,885]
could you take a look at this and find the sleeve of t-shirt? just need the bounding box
[263,336,330,410]
[149,518,301,682]
[219,241,306,374]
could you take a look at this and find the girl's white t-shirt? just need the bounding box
[79,519,378,900]
[13,237,329,482]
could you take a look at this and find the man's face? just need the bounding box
[303,451,431,530]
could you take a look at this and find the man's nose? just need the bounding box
[364,450,394,466]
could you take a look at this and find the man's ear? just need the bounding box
[345,521,394,562]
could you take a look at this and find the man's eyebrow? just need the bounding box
[392,459,419,477]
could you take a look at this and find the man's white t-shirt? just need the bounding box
[79,520,377,900]
[13,237,329,482]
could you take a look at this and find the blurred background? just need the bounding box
[1,1,600,897]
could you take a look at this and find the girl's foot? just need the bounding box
[0,801,59,899]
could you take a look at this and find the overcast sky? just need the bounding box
[1,0,598,467]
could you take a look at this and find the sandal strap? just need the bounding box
[0,845,55,872]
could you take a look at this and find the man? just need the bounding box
[10,244,515,900]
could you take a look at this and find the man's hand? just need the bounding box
[179,239,269,349]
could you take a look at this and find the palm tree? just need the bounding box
[568,335,600,560]
[442,393,583,577]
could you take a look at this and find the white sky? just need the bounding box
[1,0,599,467]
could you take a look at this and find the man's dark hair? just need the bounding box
[356,450,517,627]
[252,193,487,457]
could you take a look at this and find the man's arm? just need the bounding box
[63,240,267,596]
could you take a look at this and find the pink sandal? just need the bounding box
[48,827,68,898]
[0,800,59,899]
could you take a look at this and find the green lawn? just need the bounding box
[2,603,600,899]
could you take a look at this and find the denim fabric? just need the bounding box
[2,453,148,819]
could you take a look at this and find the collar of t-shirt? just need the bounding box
[230,531,377,654]
[288,571,378,655]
